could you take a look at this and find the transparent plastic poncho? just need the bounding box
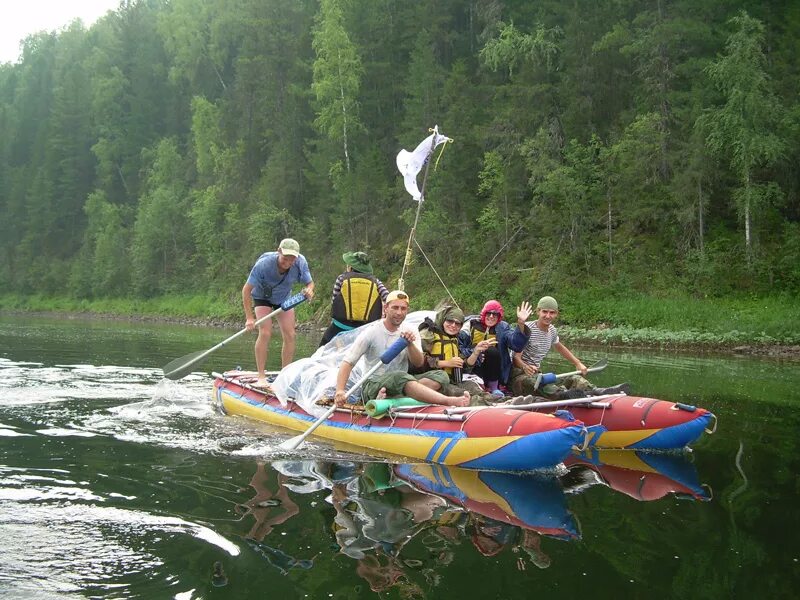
[271,310,434,417]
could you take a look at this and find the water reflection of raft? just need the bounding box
[212,371,585,471]
[563,449,711,501]
[393,463,580,540]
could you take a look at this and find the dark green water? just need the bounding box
[1,314,799,599]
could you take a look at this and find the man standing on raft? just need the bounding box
[242,238,315,388]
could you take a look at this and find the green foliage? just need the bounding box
[696,10,787,261]
[1,0,799,332]
[480,21,562,77]
[71,190,132,297]
[131,138,193,296]
[558,290,800,345]
[311,0,363,172]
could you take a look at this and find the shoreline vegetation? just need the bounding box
[3,293,798,359]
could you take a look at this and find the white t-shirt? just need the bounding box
[343,319,421,377]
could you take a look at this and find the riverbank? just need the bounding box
[2,291,799,359]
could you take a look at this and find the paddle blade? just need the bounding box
[587,358,608,373]
[279,404,338,451]
[278,433,306,451]
[162,349,209,380]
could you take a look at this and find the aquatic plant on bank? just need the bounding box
[2,292,798,352]
[561,324,800,350]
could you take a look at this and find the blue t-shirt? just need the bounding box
[246,252,313,304]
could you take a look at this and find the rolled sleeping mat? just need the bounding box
[365,397,428,418]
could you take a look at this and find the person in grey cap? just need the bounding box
[319,251,388,346]
[242,238,315,387]
[510,295,629,399]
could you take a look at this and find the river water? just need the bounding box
[1,314,799,599]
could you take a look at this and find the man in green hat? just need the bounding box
[319,251,389,346]
[510,295,629,399]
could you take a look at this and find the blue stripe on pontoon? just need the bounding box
[437,437,460,463]
[438,466,458,488]
[431,464,445,487]
[223,387,461,439]
[426,438,448,462]
[216,387,227,413]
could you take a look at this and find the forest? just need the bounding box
[1,0,798,322]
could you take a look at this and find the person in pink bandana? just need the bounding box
[461,300,532,396]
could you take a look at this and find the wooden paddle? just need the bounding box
[162,292,307,380]
[278,337,409,451]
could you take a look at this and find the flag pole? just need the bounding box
[398,126,439,290]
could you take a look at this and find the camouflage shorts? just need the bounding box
[510,369,594,399]
[362,369,450,401]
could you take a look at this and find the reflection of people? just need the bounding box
[237,462,316,575]
[236,462,299,541]
[356,551,424,598]
[469,514,516,557]
[242,238,315,387]
[246,540,315,576]
[330,464,448,559]
[511,296,629,399]
[320,251,389,346]
[463,300,532,395]
[468,514,552,570]
[330,464,443,599]
[513,529,551,570]
[334,290,469,407]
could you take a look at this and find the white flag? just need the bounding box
[396,128,451,201]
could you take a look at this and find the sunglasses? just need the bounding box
[485,311,501,317]
[444,318,463,326]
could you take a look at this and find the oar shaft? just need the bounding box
[164,319,273,378]
[443,393,620,414]
[555,364,605,380]
[210,299,295,353]
[534,359,608,389]
[163,292,306,380]
[389,411,465,421]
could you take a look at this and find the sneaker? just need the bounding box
[491,389,506,399]
[508,395,536,405]
[591,383,630,396]
[556,389,589,400]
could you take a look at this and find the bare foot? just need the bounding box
[451,392,470,407]
[375,387,388,400]
[255,379,269,389]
